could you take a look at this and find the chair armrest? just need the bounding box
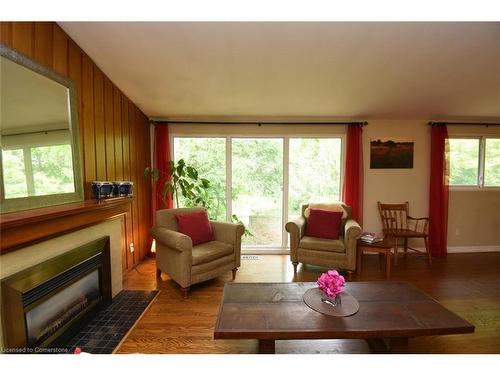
[407,216,429,221]
[150,226,192,252]
[344,219,362,242]
[285,216,306,262]
[285,216,306,237]
[211,221,245,245]
[407,216,429,234]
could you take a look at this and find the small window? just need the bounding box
[448,137,500,188]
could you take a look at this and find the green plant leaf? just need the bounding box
[186,166,197,179]
[201,178,210,188]
[152,169,159,180]
[177,165,184,176]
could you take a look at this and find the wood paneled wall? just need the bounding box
[0,22,152,270]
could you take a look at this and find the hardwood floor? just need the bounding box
[117,253,500,354]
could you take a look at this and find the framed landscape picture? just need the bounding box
[370,139,414,169]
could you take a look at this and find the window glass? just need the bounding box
[288,138,342,220]
[173,137,226,221]
[2,149,28,198]
[232,138,283,246]
[484,138,500,186]
[31,144,75,196]
[448,138,480,186]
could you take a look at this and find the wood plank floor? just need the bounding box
[117,252,500,354]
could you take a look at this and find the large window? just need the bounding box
[448,137,500,188]
[172,135,343,248]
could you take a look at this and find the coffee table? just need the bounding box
[213,282,474,354]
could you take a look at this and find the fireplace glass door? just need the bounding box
[25,269,101,347]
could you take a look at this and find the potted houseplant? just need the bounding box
[145,159,210,209]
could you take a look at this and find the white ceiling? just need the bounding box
[59,22,500,121]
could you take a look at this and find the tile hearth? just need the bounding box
[63,290,159,354]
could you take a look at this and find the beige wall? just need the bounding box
[362,120,431,238]
[171,120,500,250]
[448,191,500,247]
[0,219,123,347]
[447,125,500,248]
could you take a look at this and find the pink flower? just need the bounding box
[317,270,345,298]
[74,347,82,354]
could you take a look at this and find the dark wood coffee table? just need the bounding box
[213,282,474,354]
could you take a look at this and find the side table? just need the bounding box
[357,239,393,279]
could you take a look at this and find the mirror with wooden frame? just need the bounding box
[0,43,84,213]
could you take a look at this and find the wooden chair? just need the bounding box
[377,201,432,266]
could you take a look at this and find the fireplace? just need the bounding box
[1,237,112,349]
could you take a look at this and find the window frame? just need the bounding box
[448,135,500,191]
[170,133,345,251]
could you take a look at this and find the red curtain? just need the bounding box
[153,124,173,212]
[342,124,364,225]
[428,125,449,257]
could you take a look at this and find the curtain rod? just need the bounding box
[152,120,368,126]
[428,121,500,127]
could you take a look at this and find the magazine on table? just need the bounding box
[360,231,384,243]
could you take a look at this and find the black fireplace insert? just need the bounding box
[1,236,112,349]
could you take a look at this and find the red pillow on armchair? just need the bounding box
[305,209,343,240]
[175,210,214,245]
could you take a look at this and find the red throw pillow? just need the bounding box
[305,209,342,240]
[175,210,214,246]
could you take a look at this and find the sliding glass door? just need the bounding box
[172,135,343,250]
[232,138,283,246]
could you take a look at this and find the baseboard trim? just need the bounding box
[447,246,500,253]
[242,246,500,256]
[412,245,500,254]
[241,249,290,255]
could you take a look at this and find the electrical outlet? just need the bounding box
[129,242,135,253]
[455,228,460,236]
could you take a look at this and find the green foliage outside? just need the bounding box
[485,139,500,186]
[31,145,75,195]
[2,149,28,198]
[449,139,479,185]
[173,138,226,220]
[288,138,341,219]
[231,138,283,245]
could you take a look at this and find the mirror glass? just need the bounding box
[0,46,83,213]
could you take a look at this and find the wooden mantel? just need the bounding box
[0,198,133,255]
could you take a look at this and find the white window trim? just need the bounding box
[170,133,346,252]
[448,135,500,191]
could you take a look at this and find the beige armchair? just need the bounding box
[285,203,362,278]
[150,207,245,297]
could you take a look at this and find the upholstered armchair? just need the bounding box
[285,203,362,278]
[150,207,244,297]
